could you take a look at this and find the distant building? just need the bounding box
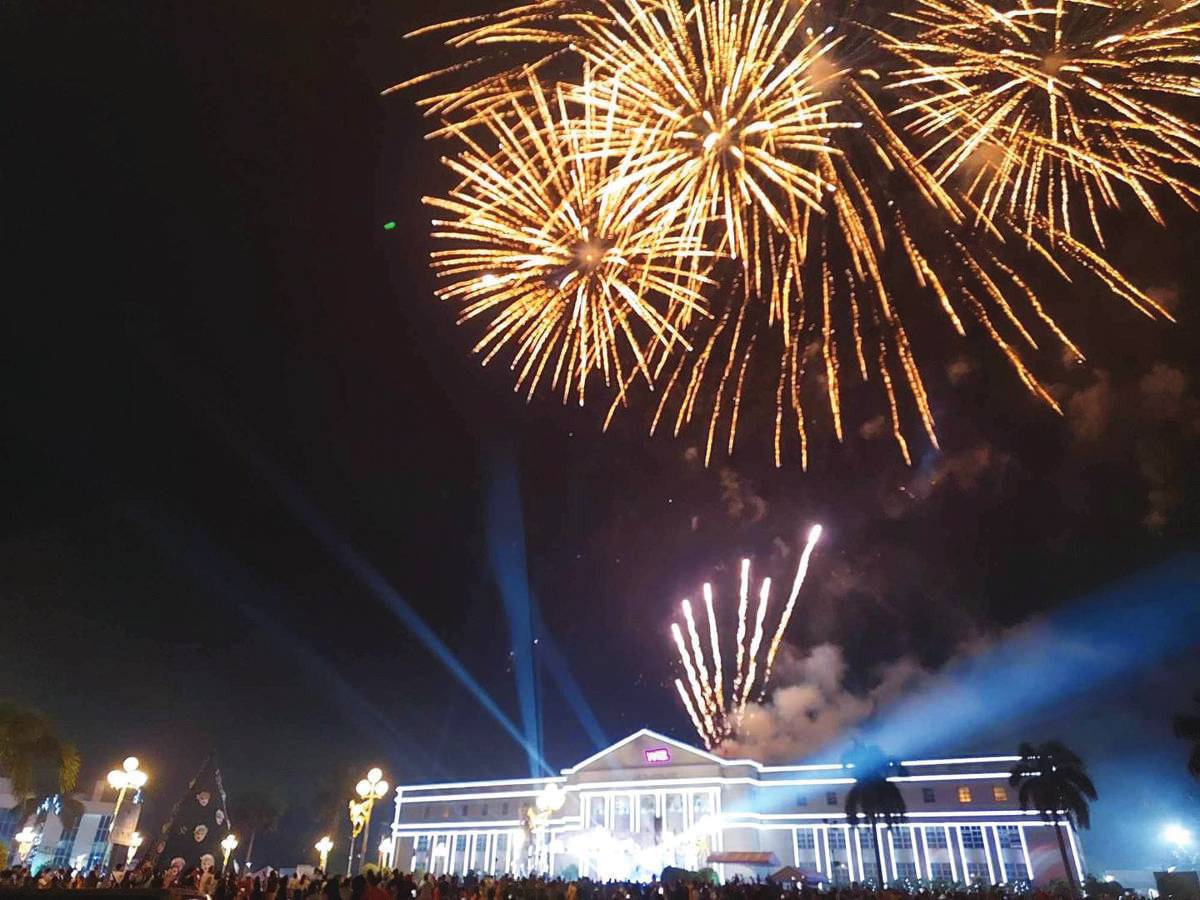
[0,776,142,872]
[386,729,1085,886]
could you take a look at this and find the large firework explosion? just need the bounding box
[393,0,1195,465]
[886,0,1200,245]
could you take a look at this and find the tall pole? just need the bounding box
[360,804,374,874]
[346,828,357,876]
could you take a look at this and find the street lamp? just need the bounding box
[104,756,147,868]
[347,767,389,874]
[126,832,143,867]
[221,834,239,874]
[314,836,334,872]
[15,827,39,864]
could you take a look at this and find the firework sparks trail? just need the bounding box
[682,598,717,712]
[674,677,707,743]
[739,576,773,708]
[761,524,823,696]
[731,558,751,702]
[671,622,715,742]
[703,582,724,711]
[669,528,823,747]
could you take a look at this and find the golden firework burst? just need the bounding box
[887,0,1200,244]
[424,75,715,406]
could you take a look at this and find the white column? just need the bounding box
[887,829,898,883]
[982,828,996,885]
[1065,823,1085,885]
[1018,826,1033,883]
[853,827,866,882]
[991,827,1007,884]
[918,827,933,880]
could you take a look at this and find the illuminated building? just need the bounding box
[0,777,142,871]
[385,729,1085,885]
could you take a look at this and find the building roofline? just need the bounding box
[392,728,1021,795]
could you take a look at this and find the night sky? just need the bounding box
[4,0,1199,873]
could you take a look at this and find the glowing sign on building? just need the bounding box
[644,748,672,764]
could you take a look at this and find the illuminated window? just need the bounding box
[897,863,918,881]
[476,835,487,850]
[966,862,988,883]
[796,828,816,850]
[416,836,429,851]
[961,826,985,849]
[996,826,1021,848]
[922,788,936,804]
[826,791,838,806]
[455,835,467,851]
[992,786,1008,802]
[829,830,846,850]
[1008,861,1029,881]
[859,828,875,849]
[893,827,912,849]
[925,828,948,849]
[957,786,973,803]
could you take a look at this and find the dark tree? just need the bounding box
[1009,741,1097,896]
[844,744,907,887]
[230,787,287,870]
[1173,692,1200,781]
[0,704,83,826]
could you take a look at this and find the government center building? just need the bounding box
[386,730,1084,886]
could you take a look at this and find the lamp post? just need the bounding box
[347,768,389,874]
[126,832,143,867]
[314,836,334,873]
[15,827,39,865]
[104,756,147,868]
[378,835,393,869]
[221,834,239,874]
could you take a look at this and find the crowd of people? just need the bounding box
[0,868,1089,900]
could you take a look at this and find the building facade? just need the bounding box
[387,729,1085,886]
[0,777,142,872]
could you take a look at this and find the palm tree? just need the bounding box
[1009,741,1097,896]
[1172,692,1200,781]
[844,744,907,887]
[230,787,287,870]
[0,704,82,827]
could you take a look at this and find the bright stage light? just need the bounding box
[1163,823,1194,848]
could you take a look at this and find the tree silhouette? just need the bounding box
[1010,741,1097,896]
[230,787,287,870]
[0,704,83,827]
[1172,692,1200,781]
[844,744,907,886]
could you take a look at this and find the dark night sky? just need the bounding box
[3,0,1199,872]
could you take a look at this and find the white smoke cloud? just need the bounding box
[715,642,932,762]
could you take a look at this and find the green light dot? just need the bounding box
[383,221,396,231]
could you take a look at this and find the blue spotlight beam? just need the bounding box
[486,449,544,778]
[859,554,1200,760]
[532,603,609,751]
[249,447,554,776]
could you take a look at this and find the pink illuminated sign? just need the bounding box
[644,747,672,764]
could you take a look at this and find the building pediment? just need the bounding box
[562,729,728,777]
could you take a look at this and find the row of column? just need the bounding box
[794,823,1060,886]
